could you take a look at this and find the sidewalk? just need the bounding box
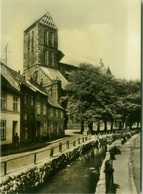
[113,134,140,194]
[0,130,83,157]
[96,133,140,194]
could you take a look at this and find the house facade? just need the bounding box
[0,65,21,147]
[0,62,65,148]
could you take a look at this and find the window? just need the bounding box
[0,120,6,139]
[51,52,54,66]
[43,104,46,116]
[45,50,49,65]
[31,96,34,106]
[50,108,53,117]
[44,31,49,45]
[37,102,40,115]
[13,96,18,111]
[0,92,6,109]
[24,93,27,104]
[24,127,28,140]
[60,111,63,118]
[31,31,34,52]
[56,110,58,117]
[51,33,54,47]
[49,51,54,67]
[28,33,30,53]
[49,32,54,47]
[24,113,27,120]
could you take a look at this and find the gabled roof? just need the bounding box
[60,53,112,75]
[60,53,99,67]
[41,67,68,89]
[26,80,47,96]
[24,12,57,32]
[26,79,63,109]
[0,62,64,110]
[0,62,28,91]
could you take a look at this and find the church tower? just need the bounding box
[23,12,66,103]
[23,12,61,73]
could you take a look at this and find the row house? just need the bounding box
[0,62,65,149]
[0,64,21,149]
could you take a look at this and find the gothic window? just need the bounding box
[45,50,49,65]
[31,31,34,52]
[0,120,6,139]
[49,32,55,47]
[28,33,30,53]
[49,51,54,67]
[51,33,54,47]
[0,92,6,109]
[44,31,49,45]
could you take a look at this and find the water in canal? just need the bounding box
[26,145,106,194]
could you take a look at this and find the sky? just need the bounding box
[0,0,141,80]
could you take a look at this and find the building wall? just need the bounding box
[23,24,39,71]
[1,112,20,145]
[38,23,59,69]
[47,107,65,139]
[58,63,78,79]
[20,85,36,144]
[24,22,59,71]
[1,92,20,145]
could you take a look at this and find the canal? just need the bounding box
[24,145,106,194]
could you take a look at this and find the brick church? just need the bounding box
[23,11,111,131]
[23,12,77,104]
[0,11,112,148]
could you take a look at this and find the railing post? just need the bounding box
[34,153,36,164]
[66,140,70,149]
[73,141,76,147]
[104,160,114,194]
[78,138,80,144]
[4,161,7,175]
[82,137,84,143]
[50,147,54,157]
[59,143,62,153]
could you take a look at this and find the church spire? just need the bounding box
[100,58,104,66]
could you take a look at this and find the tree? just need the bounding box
[64,63,117,133]
[115,79,141,129]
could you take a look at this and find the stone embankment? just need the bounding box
[0,140,99,193]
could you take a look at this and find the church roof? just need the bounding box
[60,53,99,67]
[24,12,57,32]
[41,67,68,89]
[60,53,112,75]
[39,12,57,29]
